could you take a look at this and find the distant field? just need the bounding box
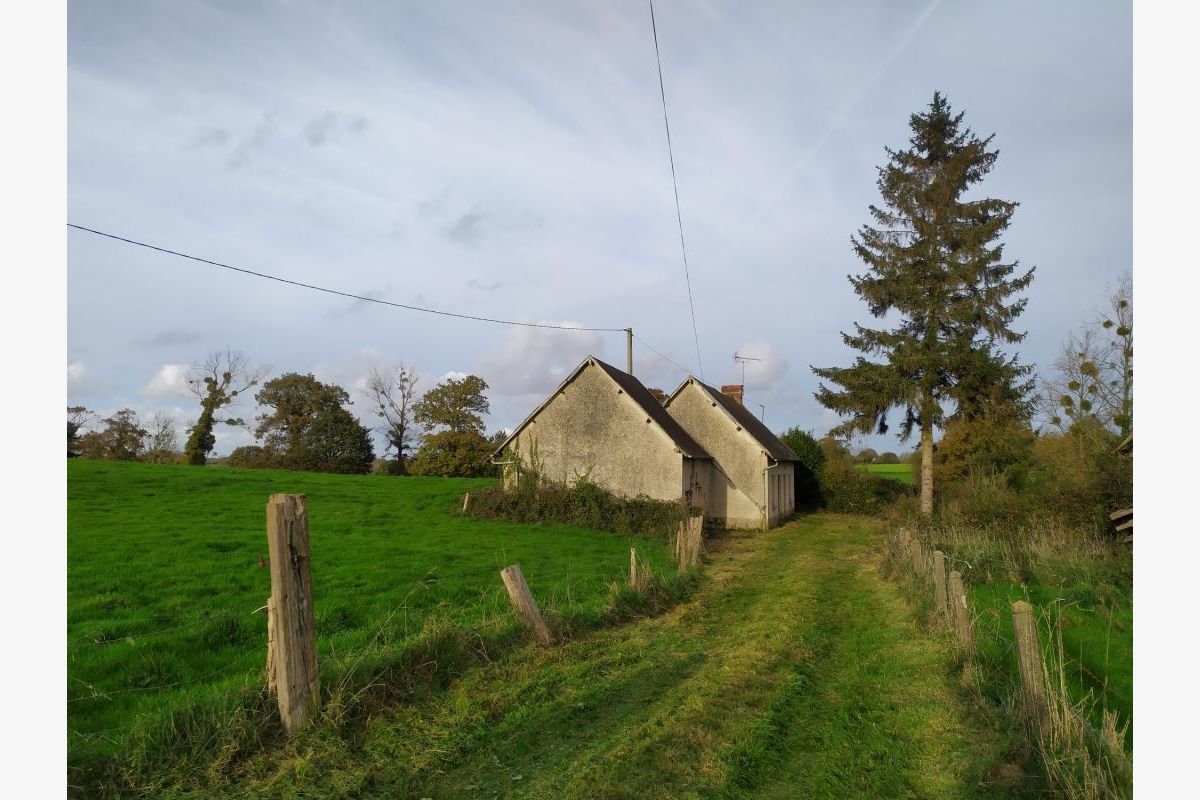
[67,460,674,778]
[858,463,915,484]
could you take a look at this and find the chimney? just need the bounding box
[720,384,744,405]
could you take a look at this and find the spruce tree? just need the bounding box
[812,92,1034,515]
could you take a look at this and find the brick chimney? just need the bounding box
[720,384,744,405]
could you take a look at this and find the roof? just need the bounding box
[666,378,800,462]
[492,356,712,460]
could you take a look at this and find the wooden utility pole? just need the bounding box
[626,328,634,375]
[500,564,552,644]
[265,494,319,734]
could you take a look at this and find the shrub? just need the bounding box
[818,457,909,515]
[372,458,406,476]
[227,445,278,469]
[467,477,690,540]
[778,427,824,508]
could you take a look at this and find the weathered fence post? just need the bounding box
[932,551,948,616]
[1012,600,1049,733]
[500,564,552,645]
[462,492,471,512]
[265,596,277,694]
[265,493,319,734]
[948,570,974,653]
[629,547,642,591]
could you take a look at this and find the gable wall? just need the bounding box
[667,382,767,526]
[505,362,686,503]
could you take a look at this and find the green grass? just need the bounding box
[67,460,676,787]
[124,514,1030,798]
[968,581,1132,746]
[858,463,915,484]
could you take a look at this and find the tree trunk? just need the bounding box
[920,421,934,516]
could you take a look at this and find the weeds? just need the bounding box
[883,525,1132,800]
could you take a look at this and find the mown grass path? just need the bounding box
[231,514,1022,799]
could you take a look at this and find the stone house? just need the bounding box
[492,356,714,506]
[493,355,799,530]
[663,378,800,529]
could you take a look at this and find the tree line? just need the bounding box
[67,353,504,478]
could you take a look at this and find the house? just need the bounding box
[492,355,800,530]
[492,356,714,507]
[664,377,799,529]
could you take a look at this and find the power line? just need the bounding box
[67,223,624,333]
[632,333,693,377]
[648,0,705,379]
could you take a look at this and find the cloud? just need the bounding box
[445,211,486,246]
[475,324,607,424]
[68,361,86,388]
[467,278,503,293]
[734,340,790,394]
[227,113,279,169]
[147,329,202,347]
[187,127,231,149]
[303,111,369,147]
[323,288,388,321]
[141,364,191,399]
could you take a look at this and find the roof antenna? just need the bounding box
[732,352,761,387]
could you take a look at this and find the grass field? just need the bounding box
[94,514,1035,798]
[67,460,676,787]
[859,463,915,484]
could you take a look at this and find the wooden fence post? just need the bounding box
[265,596,276,694]
[500,564,552,645]
[948,570,974,653]
[932,551,948,616]
[266,493,319,734]
[1012,600,1049,733]
[462,492,471,512]
[629,547,642,591]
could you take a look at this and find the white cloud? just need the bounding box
[141,364,191,399]
[735,340,790,394]
[67,361,86,388]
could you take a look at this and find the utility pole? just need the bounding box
[626,328,634,375]
[754,401,765,422]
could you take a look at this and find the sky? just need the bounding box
[66,0,1132,457]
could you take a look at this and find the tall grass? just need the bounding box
[883,520,1132,800]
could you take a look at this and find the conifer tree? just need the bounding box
[813,92,1034,515]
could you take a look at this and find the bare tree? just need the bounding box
[1039,275,1132,438]
[144,412,180,464]
[68,405,96,456]
[184,349,269,465]
[364,364,420,473]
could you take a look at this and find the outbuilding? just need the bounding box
[664,378,799,529]
[492,356,714,508]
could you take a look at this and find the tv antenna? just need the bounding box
[733,352,761,386]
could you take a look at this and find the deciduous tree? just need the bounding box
[77,408,147,461]
[364,364,420,473]
[1041,276,1132,438]
[68,405,95,457]
[184,349,268,465]
[143,412,180,464]
[812,92,1034,516]
[410,374,493,477]
[253,373,374,474]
